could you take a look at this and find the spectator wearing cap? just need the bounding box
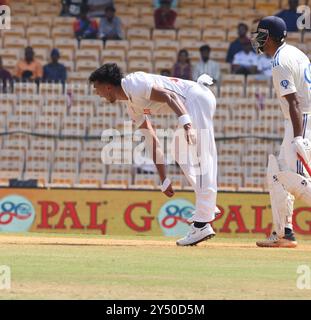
[73,4,98,40]
[0,56,13,93]
[226,23,250,64]
[193,45,220,83]
[60,0,87,17]
[232,40,258,75]
[172,49,192,80]
[275,0,301,32]
[14,47,43,82]
[88,0,114,18]
[43,49,67,84]
[99,5,123,41]
[154,0,177,29]
[154,0,177,7]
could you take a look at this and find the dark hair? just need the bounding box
[89,63,123,86]
[199,45,211,52]
[238,23,249,31]
[178,49,190,64]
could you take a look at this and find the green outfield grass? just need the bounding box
[0,233,311,300]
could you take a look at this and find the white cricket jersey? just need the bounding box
[272,42,311,119]
[121,71,197,127]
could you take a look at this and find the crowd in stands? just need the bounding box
[0,0,304,91]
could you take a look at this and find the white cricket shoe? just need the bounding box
[176,224,216,246]
[187,207,221,224]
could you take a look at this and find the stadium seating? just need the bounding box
[0,0,298,191]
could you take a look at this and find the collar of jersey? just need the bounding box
[273,42,287,60]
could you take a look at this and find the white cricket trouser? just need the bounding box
[279,113,311,176]
[174,84,218,223]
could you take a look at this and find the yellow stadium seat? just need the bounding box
[152,29,177,41]
[11,3,35,16]
[28,16,53,29]
[127,28,151,41]
[177,28,201,42]
[10,16,28,29]
[191,8,216,19]
[79,39,103,52]
[53,17,76,29]
[28,38,53,52]
[52,27,74,39]
[76,60,99,73]
[128,49,152,63]
[36,3,60,16]
[128,61,153,73]
[127,16,154,29]
[202,29,227,42]
[229,0,254,9]
[154,40,179,53]
[205,0,229,9]
[130,40,154,51]
[153,50,176,64]
[175,18,202,30]
[105,40,129,52]
[76,49,100,64]
[0,48,20,61]
[180,0,205,8]
[67,72,90,83]
[255,0,279,14]
[101,49,126,64]
[54,38,78,51]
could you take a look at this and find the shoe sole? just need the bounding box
[256,241,298,248]
[176,233,216,247]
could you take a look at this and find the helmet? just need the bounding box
[251,16,287,54]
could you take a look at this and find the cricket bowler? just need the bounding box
[89,63,218,246]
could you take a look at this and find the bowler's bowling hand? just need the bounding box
[184,123,196,145]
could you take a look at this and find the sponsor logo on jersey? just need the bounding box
[280,80,290,89]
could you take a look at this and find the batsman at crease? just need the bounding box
[252,16,311,248]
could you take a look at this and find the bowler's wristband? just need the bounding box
[178,114,192,127]
[161,178,171,192]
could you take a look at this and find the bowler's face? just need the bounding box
[93,81,117,103]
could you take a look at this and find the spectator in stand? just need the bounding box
[231,40,258,75]
[154,0,177,7]
[193,45,220,83]
[154,0,177,29]
[74,4,98,40]
[226,23,250,64]
[99,5,123,42]
[60,0,87,17]
[14,47,43,82]
[172,49,192,80]
[88,0,114,17]
[43,49,67,84]
[275,0,301,32]
[0,56,13,93]
[256,53,273,80]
